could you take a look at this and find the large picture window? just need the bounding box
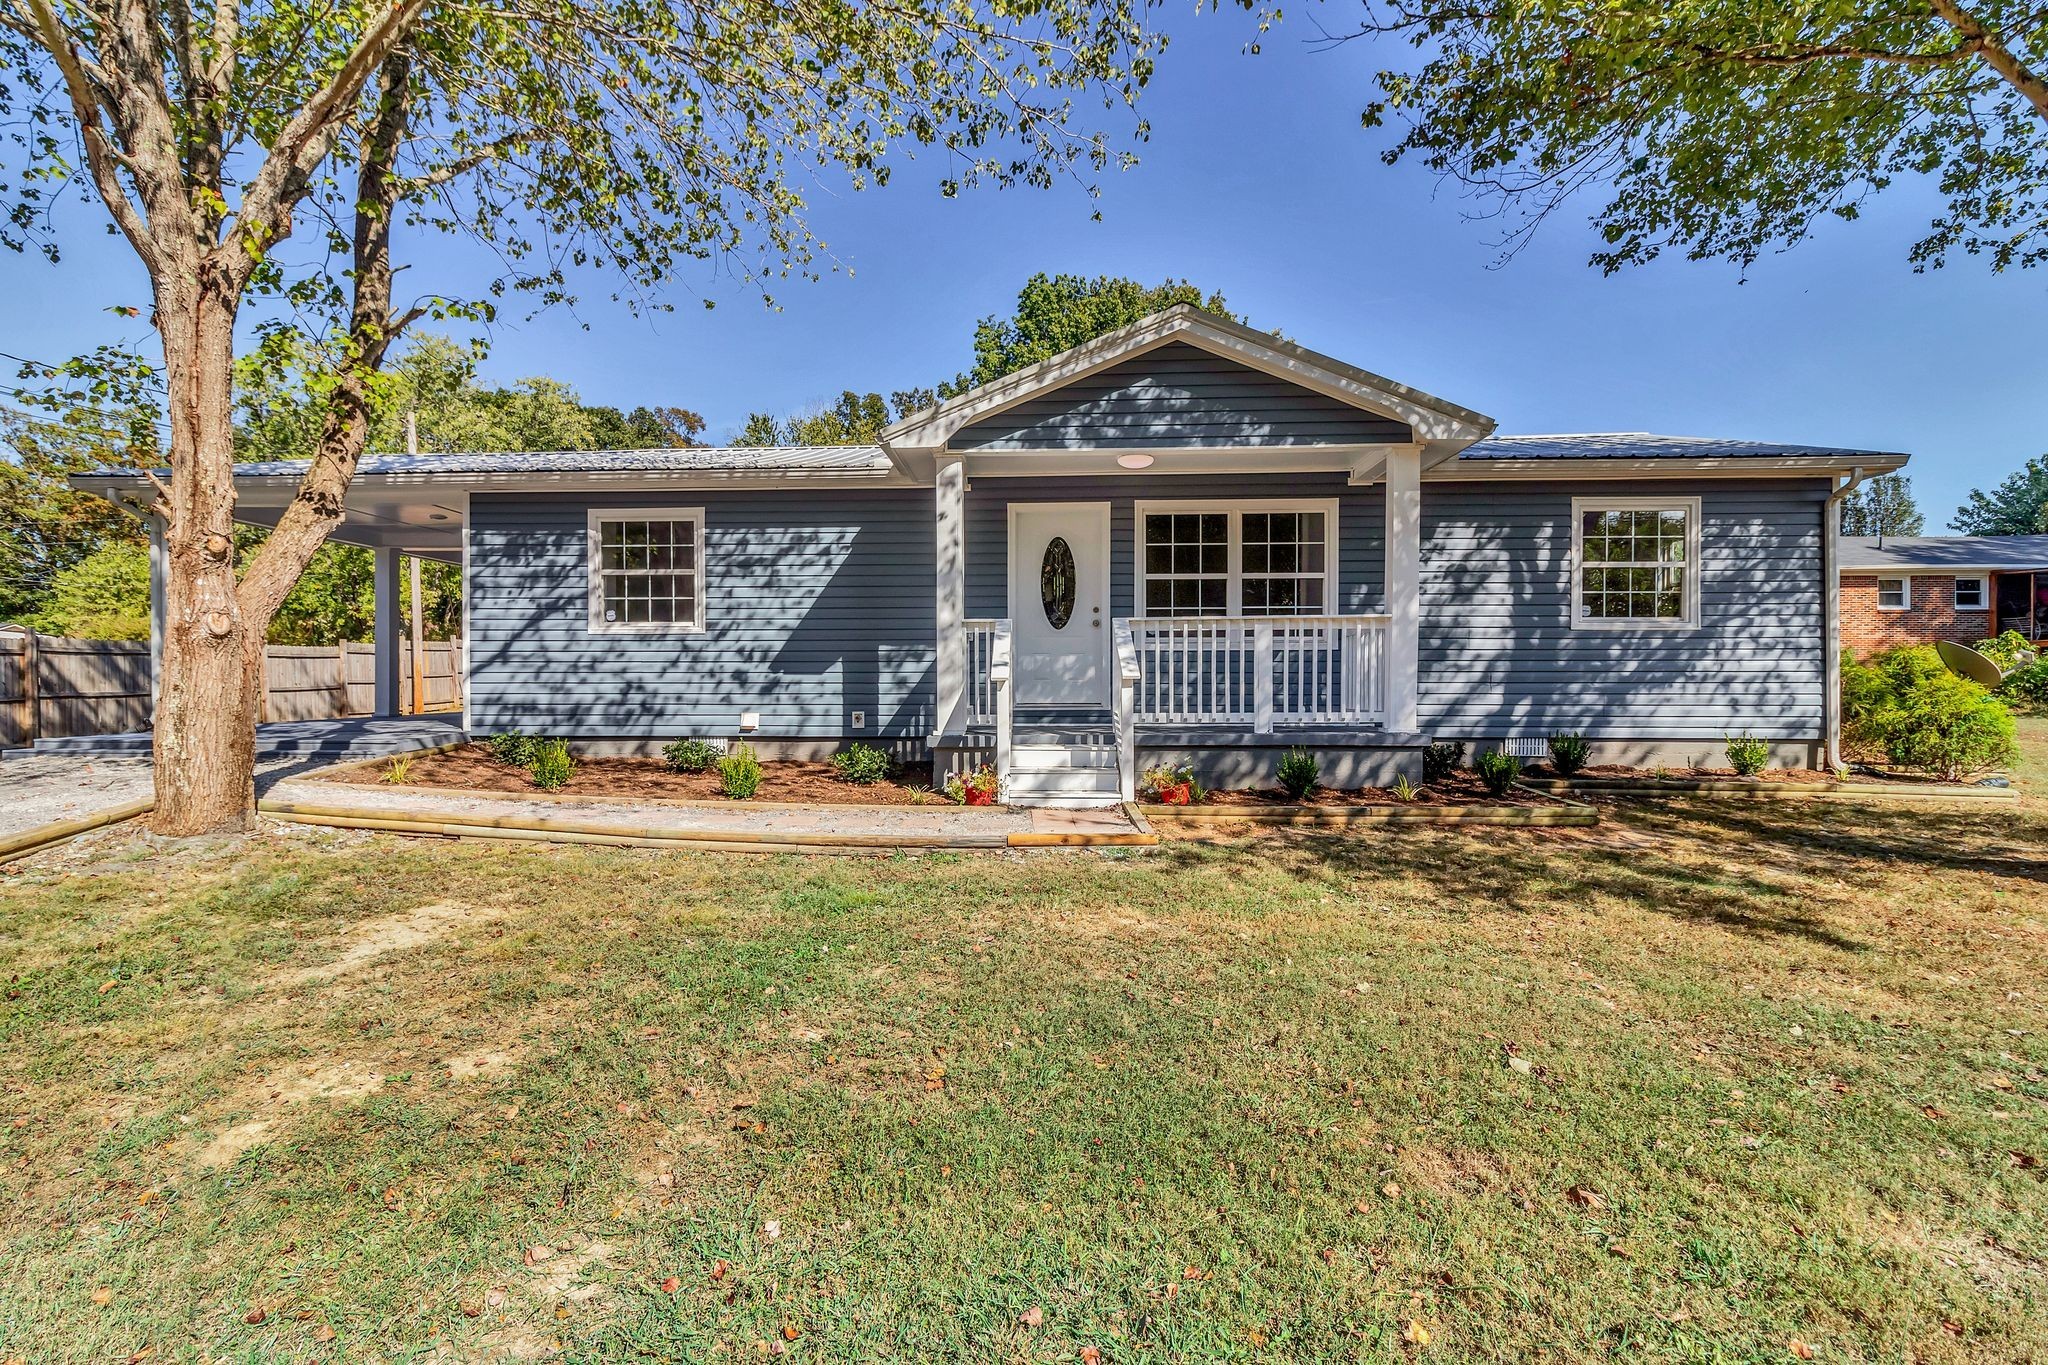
[587,508,705,634]
[1571,497,1700,629]
[1137,501,1337,618]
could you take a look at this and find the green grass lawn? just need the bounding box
[1,728,2044,1363]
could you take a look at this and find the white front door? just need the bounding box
[1008,502,1111,707]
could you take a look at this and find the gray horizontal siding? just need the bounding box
[953,342,1412,451]
[1419,480,1828,741]
[965,473,1384,618]
[467,491,935,738]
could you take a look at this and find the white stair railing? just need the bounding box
[988,620,1013,792]
[1113,618,1140,801]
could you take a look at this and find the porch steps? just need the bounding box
[1006,707,1123,808]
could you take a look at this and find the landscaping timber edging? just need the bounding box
[256,796,1157,852]
[0,797,156,866]
[1516,776,2019,802]
[1139,787,1597,828]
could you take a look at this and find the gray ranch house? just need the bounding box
[78,307,1908,805]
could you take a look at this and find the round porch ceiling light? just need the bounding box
[1116,453,1156,469]
[428,512,451,521]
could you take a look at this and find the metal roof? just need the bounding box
[1841,535,2048,571]
[1460,433,1907,462]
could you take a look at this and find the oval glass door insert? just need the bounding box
[1040,537,1077,629]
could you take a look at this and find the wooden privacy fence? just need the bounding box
[0,629,462,747]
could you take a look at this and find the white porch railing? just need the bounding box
[1126,614,1390,730]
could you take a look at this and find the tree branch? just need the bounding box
[1927,0,2048,120]
[18,0,160,268]
[226,0,430,286]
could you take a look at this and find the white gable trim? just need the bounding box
[881,306,1495,467]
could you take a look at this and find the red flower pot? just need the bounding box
[962,784,998,806]
[1154,782,1193,805]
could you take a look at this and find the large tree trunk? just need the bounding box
[149,262,264,834]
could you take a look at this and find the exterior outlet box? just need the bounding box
[851,711,866,729]
[739,711,760,732]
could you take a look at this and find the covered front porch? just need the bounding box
[925,454,1430,804]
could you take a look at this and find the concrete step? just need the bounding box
[1007,765,1123,798]
[1012,743,1117,770]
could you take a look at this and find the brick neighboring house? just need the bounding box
[1841,535,2048,656]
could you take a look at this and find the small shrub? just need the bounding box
[943,775,965,804]
[1475,749,1519,796]
[530,739,574,790]
[1547,731,1592,776]
[1276,747,1320,800]
[1998,659,2048,708]
[832,742,893,786]
[1974,630,2039,673]
[1724,733,1769,777]
[662,737,720,773]
[380,753,415,785]
[1390,773,1419,803]
[488,731,539,767]
[1422,741,1465,782]
[718,743,763,799]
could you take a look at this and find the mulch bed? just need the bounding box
[1518,762,1960,786]
[316,744,940,806]
[1187,771,1554,807]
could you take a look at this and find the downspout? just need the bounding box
[1823,466,1868,772]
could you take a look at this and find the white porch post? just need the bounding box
[147,513,168,716]
[935,455,967,735]
[1384,445,1422,734]
[373,546,402,717]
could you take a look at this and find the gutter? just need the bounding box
[1823,466,1869,772]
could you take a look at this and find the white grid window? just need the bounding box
[1877,577,1909,610]
[1954,576,1987,610]
[587,509,704,633]
[1241,511,1328,615]
[1138,501,1339,618]
[1142,512,1229,617]
[1572,498,1700,629]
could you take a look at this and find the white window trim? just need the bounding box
[1953,575,1988,611]
[586,506,707,635]
[1132,498,1341,618]
[1569,495,1703,631]
[1875,575,1911,611]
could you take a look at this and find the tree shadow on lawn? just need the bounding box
[1148,817,1875,955]
[1620,797,2048,887]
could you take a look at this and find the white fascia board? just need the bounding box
[1428,454,1911,481]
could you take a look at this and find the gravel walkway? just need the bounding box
[0,756,156,844]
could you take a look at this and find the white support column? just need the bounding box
[373,546,402,717]
[934,455,967,735]
[147,513,168,715]
[1384,444,1422,735]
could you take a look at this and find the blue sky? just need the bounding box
[5,7,2042,529]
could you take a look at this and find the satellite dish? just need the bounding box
[1936,639,2005,688]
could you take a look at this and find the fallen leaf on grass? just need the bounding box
[1019,1305,1044,1328]
[312,1325,336,1343]
[2011,1151,2040,1169]
[90,1287,113,1306]
[1566,1186,1606,1210]
[711,1260,730,1281]
[659,1276,681,1293]
[1381,1181,1402,1200]
[524,1244,554,1266]
[762,1220,781,1241]
[1789,1339,1815,1360]
[1080,1348,1102,1364]
[1404,1319,1432,1346]
[486,1286,507,1308]
[243,1308,267,1325]
[1922,1105,1948,1121]
[782,1324,801,1341]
